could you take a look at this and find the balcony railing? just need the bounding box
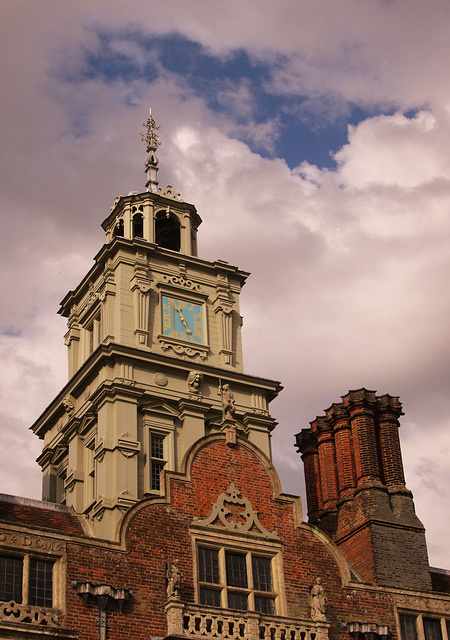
[165,601,330,640]
[0,600,59,627]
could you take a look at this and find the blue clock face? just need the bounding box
[162,296,204,344]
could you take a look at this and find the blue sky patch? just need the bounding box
[71,30,409,170]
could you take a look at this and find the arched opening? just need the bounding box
[155,210,181,251]
[113,219,124,238]
[133,213,144,238]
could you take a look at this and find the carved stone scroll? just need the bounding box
[192,483,278,538]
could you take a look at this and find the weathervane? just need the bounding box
[140,107,161,152]
[141,106,161,192]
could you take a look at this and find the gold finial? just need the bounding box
[140,107,161,152]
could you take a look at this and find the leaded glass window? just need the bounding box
[197,546,276,613]
[0,556,22,603]
[29,559,53,608]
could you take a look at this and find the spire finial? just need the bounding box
[140,107,161,152]
[140,106,161,193]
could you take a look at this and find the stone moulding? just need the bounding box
[192,483,278,539]
[395,593,450,613]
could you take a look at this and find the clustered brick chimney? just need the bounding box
[296,388,431,590]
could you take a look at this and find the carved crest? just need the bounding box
[192,483,278,539]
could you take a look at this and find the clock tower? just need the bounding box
[31,110,282,539]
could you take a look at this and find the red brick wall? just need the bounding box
[61,434,400,640]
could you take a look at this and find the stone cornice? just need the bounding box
[31,343,282,438]
[59,238,249,318]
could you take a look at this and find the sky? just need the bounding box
[1,0,450,568]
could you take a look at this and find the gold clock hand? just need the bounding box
[178,310,192,334]
[173,301,192,335]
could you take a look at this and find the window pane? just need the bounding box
[252,556,273,592]
[199,548,219,584]
[400,615,418,640]
[29,559,53,608]
[200,587,221,607]
[0,556,22,603]
[151,460,164,491]
[255,596,275,615]
[228,591,248,611]
[226,552,247,588]
[151,436,164,459]
[423,619,442,640]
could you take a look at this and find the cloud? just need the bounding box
[1,1,450,570]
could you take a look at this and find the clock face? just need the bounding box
[162,296,204,344]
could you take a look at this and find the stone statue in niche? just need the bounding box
[310,577,328,621]
[221,384,236,420]
[166,559,181,600]
[188,371,203,394]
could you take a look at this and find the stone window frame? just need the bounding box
[398,612,450,640]
[191,531,286,617]
[142,420,175,496]
[0,551,64,611]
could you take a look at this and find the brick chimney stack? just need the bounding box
[296,389,431,590]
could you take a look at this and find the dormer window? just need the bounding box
[155,210,180,251]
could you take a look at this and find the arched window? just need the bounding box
[155,210,181,251]
[113,219,124,238]
[133,213,144,238]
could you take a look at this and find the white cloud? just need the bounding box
[1,0,450,571]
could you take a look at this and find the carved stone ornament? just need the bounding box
[117,433,141,458]
[188,371,203,394]
[160,340,207,360]
[0,600,59,627]
[192,483,278,539]
[62,395,75,414]
[158,184,183,201]
[394,594,450,614]
[160,274,202,290]
[0,529,64,553]
[154,373,169,387]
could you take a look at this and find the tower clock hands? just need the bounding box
[178,310,192,335]
[172,301,192,335]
